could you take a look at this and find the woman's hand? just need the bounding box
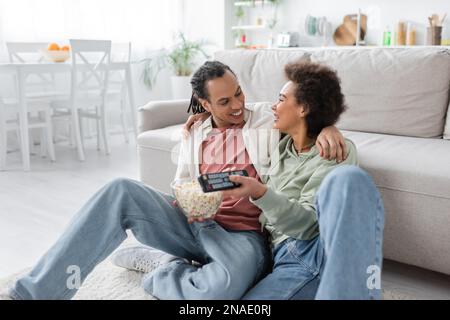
[183,112,211,137]
[222,176,268,201]
[316,126,347,163]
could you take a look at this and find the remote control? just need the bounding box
[198,170,249,193]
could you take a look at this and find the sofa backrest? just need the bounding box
[310,47,450,138]
[215,47,450,139]
[215,49,310,104]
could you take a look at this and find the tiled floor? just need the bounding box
[1,133,449,299]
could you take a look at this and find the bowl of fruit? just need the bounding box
[170,178,222,219]
[40,43,71,63]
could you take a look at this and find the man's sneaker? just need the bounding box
[110,245,179,273]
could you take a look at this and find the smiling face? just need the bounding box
[198,70,245,128]
[272,81,308,134]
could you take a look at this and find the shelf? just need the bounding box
[231,25,267,31]
[234,1,267,7]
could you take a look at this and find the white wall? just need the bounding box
[137,0,226,102]
[183,0,226,49]
[228,0,450,48]
[124,0,227,104]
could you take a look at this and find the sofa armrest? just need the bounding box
[138,99,191,134]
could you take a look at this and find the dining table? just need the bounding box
[0,60,137,171]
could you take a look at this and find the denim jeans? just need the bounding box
[10,178,270,300]
[243,165,385,300]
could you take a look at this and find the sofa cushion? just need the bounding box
[137,124,182,193]
[215,49,310,103]
[137,124,182,153]
[342,130,450,198]
[311,48,450,138]
[342,130,450,274]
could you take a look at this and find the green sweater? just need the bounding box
[251,135,358,246]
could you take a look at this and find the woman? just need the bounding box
[222,61,385,300]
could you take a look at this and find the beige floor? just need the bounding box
[1,133,449,299]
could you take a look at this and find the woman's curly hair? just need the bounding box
[284,61,347,138]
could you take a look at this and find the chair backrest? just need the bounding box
[6,42,48,63]
[6,42,57,91]
[69,39,112,97]
[109,42,131,90]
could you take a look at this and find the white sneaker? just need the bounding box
[110,245,178,273]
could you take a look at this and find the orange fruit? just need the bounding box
[61,45,70,51]
[48,43,60,51]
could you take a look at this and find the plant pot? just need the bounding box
[171,76,192,100]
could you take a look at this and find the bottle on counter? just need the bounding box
[383,26,391,46]
[396,21,406,45]
[406,23,416,46]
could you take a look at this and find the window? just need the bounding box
[0,0,184,59]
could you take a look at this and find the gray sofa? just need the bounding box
[137,47,450,276]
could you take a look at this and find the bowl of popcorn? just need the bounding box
[171,178,222,219]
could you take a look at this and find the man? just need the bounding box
[1,61,345,300]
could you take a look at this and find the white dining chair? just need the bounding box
[0,98,16,170]
[51,39,112,161]
[3,43,61,169]
[6,42,67,165]
[0,95,55,171]
[6,42,67,100]
[109,42,132,143]
[73,42,134,146]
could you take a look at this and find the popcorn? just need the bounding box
[171,179,222,218]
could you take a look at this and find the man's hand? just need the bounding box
[222,176,267,201]
[183,112,211,137]
[316,126,347,163]
[173,199,216,224]
[187,215,216,224]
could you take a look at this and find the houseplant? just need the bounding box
[141,32,210,99]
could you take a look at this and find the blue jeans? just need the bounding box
[10,178,270,300]
[243,165,385,300]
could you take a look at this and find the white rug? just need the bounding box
[0,236,156,300]
[0,260,155,300]
[0,261,417,300]
[0,237,417,300]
